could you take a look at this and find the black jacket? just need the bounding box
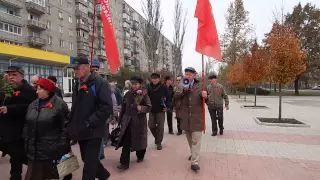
[147,83,169,113]
[24,95,70,161]
[165,84,174,111]
[55,87,63,99]
[67,73,113,140]
[0,80,37,142]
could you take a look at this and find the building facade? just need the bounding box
[0,0,181,93]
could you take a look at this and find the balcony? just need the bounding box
[1,0,23,8]
[26,1,46,15]
[132,21,138,30]
[75,9,88,19]
[0,12,23,26]
[27,19,46,30]
[77,36,88,43]
[76,23,89,32]
[27,36,46,46]
[76,0,88,6]
[123,6,130,15]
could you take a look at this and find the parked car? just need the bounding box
[312,85,320,90]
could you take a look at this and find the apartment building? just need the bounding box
[0,0,180,92]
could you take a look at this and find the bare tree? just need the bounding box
[141,0,164,72]
[205,57,219,75]
[172,0,187,76]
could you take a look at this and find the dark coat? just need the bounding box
[165,84,174,111]
[173,85,182,117]
[114,87,123,106]
[24,95,70,161]
[115,90,151,151]
[67,73,113,141]
[147,83,169,113]
[55,87,63,99]
[173,79,203,132]
[0,80,37,142]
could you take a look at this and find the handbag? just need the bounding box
[56,154,80,178]
[110,124,121,147]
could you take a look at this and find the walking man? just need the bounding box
[67,57,113,180]
[147,73,169,150]
[206,74,229,136]
[164,76,174,134]
[0,66,37,180]
[173,67,207,172]
[173,75,183,135]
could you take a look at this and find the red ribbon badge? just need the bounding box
[80,85,88,93]
[13,91,20,96]
[46,102,53,109]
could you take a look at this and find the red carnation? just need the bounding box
[80,85,88,93]
[46,102,53,109]
[13,91,20,96]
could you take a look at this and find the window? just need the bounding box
[48,36,52,45]
[46,6,51,14]
[59,0,63,5]
[0,21,22,35]
[46,21,52,29]
[60,40,64,47]
[68,16,72,23]
[26,0,45,7]
[58,12,63,19]
[69,42,73,50]
[28,14,40,21]
[58,25,63,33]
[0,5,19,16]
[67,2,72,10]
[68,29,73,36]
[0,39,22,46]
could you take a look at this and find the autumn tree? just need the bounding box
[222,0,252,65]
[266,22,306,121]
[172,0,187,77]
[285,3,320,94]
[141,0,164,72]
[244,41,270,106]
[226,62,251,99]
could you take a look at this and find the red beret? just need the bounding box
[37,78,56,92]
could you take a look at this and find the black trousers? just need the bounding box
[208,107,224,133]
[120,127,146,166]
[176,117,182,133]
[0,139,27,180]
[78,138,110,180]
[166,111,173,132]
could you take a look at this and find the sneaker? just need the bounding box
[137,158,144,163]
[211,132,217,136]
[169,131,174,135]
[156,144,162,150]
[177,131,182,135]
[188,155,191,161]
[117,163,129,170]
[191,164,200,171]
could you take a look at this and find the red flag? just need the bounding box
[195,0,222,60]
[99,0,120,74]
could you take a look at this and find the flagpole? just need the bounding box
[90,0,97,69]
[202,54,206,134]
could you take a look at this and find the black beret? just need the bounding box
[6,65,25,75]
[151,73,161,78]
[164,76,172,81]
[130,76,143,84]
[208,74,217,79]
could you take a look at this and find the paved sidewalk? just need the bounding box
[1,96,320,180]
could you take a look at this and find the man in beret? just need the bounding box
[0,66,37,180]
[164,76,174,134]
[206,74,229,136]
[147,73,169,150]
[67,57,113,180]
[173,67,208,172]
[173,75,183,135]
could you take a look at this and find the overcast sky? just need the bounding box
[125,0,320,73]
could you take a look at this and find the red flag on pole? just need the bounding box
[99,0,120,74]
[195,0,222,60]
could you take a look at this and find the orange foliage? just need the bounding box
[266,23,306,86]
[226,61,251,87]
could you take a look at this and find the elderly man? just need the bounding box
[173,67,207,172]
[67,57,113,180]
[31,74,40,88]
[0,66,37,180]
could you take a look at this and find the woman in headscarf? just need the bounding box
[116,76,151,170]
[24,78,71,180]
[122,80,132,96]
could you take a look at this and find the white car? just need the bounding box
[312,85,320,90]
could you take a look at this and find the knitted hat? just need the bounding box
[37,78,57,92]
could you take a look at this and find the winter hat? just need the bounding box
[37,78,57,92]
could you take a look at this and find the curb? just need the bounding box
[253,117,311,128]
[241,105,269,109]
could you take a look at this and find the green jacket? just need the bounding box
[206,83,229,108]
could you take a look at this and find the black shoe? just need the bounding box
[156,144,162,150]
[70,141,77,146]
[188,155,191,161]
[219,130,224,135]
[100,156,105,160]
[1,152,7,157]
[99,171,111,180]
[169,131,174,135]
[137,158,144,163]
[117,163,129,170]
[191,164,200,171]
[211,132,217,136]
[177,131,182,135]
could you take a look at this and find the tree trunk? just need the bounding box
[237,88,240,98]
[294,76,299,96]
[269,82,272,91]
[244,87,247,101]
[254,85,257,106]
[278,85,282,122]
[274,84,277,92]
